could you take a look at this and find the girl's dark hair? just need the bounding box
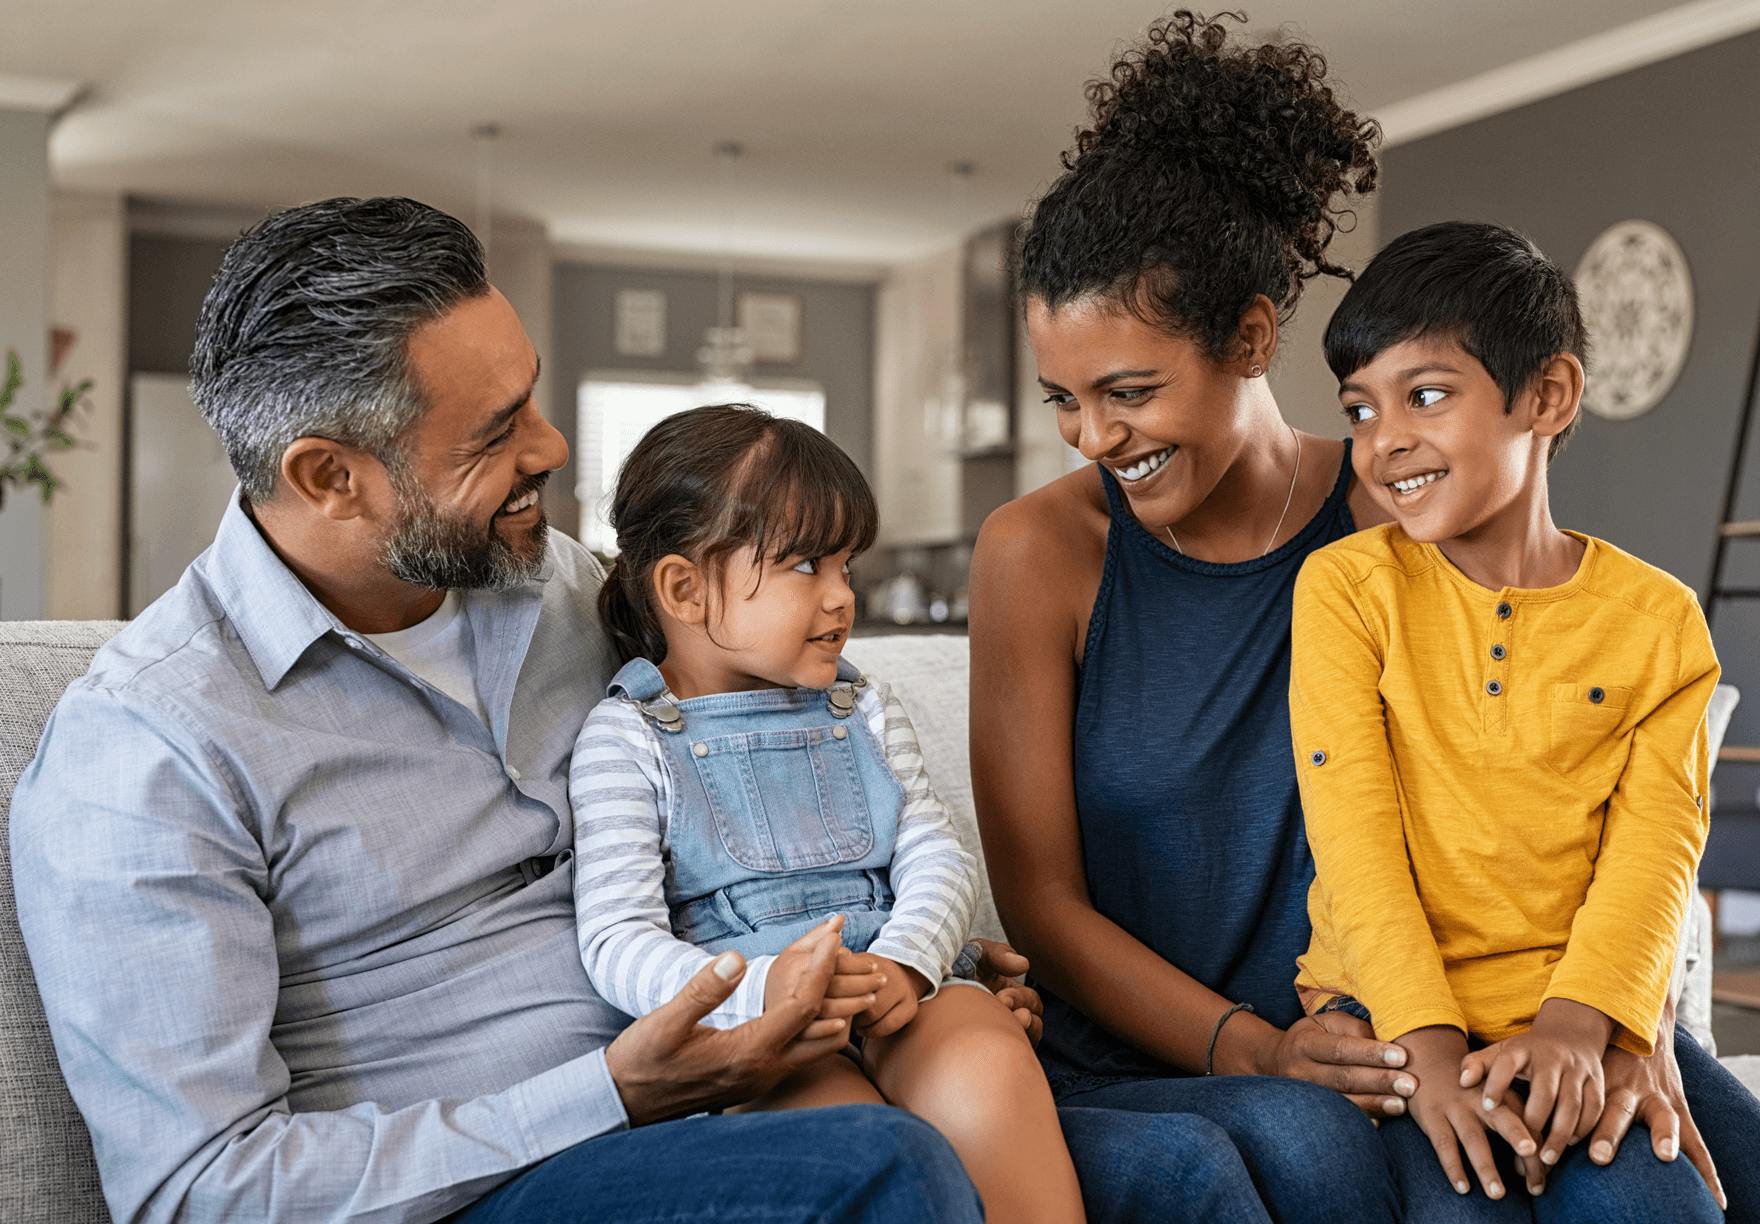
[598,404,878,664]
[1019,10,1380,359]
[1324,221,1590,460]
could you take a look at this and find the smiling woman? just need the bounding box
[967,10,1411,1220]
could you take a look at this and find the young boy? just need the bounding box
[1290,221,1722,1218]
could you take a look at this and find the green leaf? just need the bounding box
[47,432,75,450]
[0,351,21,412]
[3,415,29,440]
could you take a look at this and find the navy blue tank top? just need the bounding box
[1040,440,1357,1088]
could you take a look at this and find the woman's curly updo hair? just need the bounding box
[1019,10,1381,360]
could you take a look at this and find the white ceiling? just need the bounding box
[6,0,1756,270]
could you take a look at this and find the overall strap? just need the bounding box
[827,658,868,719]
[607,657,687,733]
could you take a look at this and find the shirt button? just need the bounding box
[344,636,364,650]
[1486,679,1503,696]
[1490,644,1507,661]
[1496,602,1513,620]
[1310,750,1327,766]
[1588,687,1605,704]
[506,765,523,782]
[832,725,849,740]
[692,742,709,758]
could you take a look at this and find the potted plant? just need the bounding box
[0,348,92,512]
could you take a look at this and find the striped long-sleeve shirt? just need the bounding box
[569,680,978,1028]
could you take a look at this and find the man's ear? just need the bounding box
[1527,353,1585,444]
[652,554,709,627]
[1232,293,1280,377]
[279,437,384,521]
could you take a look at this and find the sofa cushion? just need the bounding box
[2,621,121,1224]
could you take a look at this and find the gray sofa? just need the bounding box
[3,621,1756,1221]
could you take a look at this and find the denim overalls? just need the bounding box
[608,657,906,959]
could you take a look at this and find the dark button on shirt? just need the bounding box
[1496,601,1514,620]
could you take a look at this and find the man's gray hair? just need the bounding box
[190,197,489,503]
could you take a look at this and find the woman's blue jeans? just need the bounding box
[1058,1072,1401,1222]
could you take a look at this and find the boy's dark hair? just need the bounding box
[598,404,878,665]
[1324,220,1591,459]
[1018,10,1380,359]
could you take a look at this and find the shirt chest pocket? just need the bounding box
[690,726,879,873]
[1545,682,1633,792]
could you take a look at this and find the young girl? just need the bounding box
[570,403,1085,1223]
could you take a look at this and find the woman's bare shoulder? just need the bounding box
[975,465,1108,570]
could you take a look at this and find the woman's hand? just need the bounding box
[1586,1039,1724,1209]
[970,937,1044,1045]
[1456,998,1611,1170]
[1235,1009,1418,1117]
[1401,1026,1537,1200]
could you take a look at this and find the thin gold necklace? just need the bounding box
[1165,425,1302,560]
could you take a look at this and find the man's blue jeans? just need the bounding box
[454,1099,1279,1222]
[453,1105,981,1222]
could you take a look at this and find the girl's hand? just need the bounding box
[1458,999,1613,1168]
[855,955,931,1039]
[1252,1010,1419,1117]
[1401,1026,1537,1200]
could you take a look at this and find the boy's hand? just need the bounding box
[852,954,931,1039]
[1459,998,1613,1168]
[1400,1026,1537,1200]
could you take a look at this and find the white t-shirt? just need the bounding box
[364,591,491,728]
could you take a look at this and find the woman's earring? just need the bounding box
[1249,363,1264,378]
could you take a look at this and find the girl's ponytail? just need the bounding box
[597,554,665,665]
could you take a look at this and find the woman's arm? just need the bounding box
[969,495,1411,1103]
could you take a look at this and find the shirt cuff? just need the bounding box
[505,1048,629,1161]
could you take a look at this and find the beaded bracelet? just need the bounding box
[1204,1001,1256,1076]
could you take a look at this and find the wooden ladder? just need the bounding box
[1708,321,1760,763]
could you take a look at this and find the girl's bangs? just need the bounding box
[728,427,878,564]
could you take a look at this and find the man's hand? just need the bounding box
[1400,1026,1537,1200]
[1458,999,1611,1169]
[604,918,852,1126]
[970,937,1043,1046]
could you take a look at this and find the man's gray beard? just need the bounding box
[381,466,548,592]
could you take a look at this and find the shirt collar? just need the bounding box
[199,491,347,691]
[199,490,560,691]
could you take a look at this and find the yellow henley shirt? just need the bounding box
[1290,525,1717,1056]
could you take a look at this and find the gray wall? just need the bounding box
[549,263,876,539]
[1381,30,1760,795]
[128,234,230,375]
[0,109,51,619]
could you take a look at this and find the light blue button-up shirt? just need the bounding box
[11,495,629,1222]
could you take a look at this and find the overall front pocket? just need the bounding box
[690,726,877,872]
[1545,682,1632,792]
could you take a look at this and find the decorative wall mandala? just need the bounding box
[1574,220,1694,420]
